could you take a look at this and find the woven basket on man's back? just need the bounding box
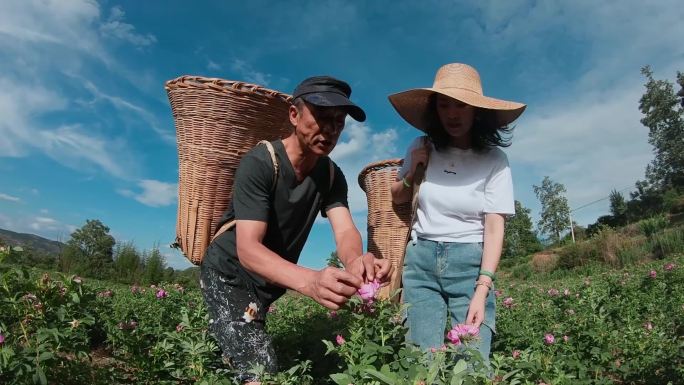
[165,76,293,265]
[358,159,413,301]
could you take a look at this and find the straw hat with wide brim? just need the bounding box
[388,63,526,131]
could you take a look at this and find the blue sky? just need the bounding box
[1,0,682,270]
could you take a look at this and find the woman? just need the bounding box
[389,63,526,361]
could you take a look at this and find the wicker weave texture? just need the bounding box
[358,159,412,300]
[166,76,294,264]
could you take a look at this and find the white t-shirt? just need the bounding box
[399,136,515,243]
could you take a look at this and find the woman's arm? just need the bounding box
[466,213,505,326]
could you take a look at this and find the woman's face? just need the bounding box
[435,94,475,139]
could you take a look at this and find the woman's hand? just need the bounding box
[465,287,489,327]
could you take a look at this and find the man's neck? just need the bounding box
[282,135,320,181]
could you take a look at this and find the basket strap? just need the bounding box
[210,140,280,244]
[406,136,429,242]
[258,140,279,191]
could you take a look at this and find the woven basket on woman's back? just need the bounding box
[358,159,413,301]
[166,76,293,265]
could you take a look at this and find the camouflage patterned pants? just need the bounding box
[200,263,277,383]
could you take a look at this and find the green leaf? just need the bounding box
[365,368,397,384]
[38,351,54,362]
[329,373,355,385]
[452,359,467,375]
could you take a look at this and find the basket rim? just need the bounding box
[165,75,293,103]
[357,158,404,191]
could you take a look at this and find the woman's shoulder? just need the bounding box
[407,135,428,146]
[479,146,509,165]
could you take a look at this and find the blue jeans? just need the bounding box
[402,238,495,361]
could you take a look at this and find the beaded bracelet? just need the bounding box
[402,177,411,188]
[479,269,496,281]
[474,279,492,290]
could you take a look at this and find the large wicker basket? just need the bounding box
[166,76,294,265]
[358,159,413,301]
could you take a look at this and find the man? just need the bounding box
[200,76,393,384]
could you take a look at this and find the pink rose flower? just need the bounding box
[447,323,479,345]
[512,350,521,359]
[156,289,168,299]
[446,330,462,345]
[544,333,555,345]
[664,263,675,271]
[503,297,514,308]
[336,335,345,345]
[357,279,381,302]
[0,334,5,345]
[649,270,657,278]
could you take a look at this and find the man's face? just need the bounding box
[289,100,347,156]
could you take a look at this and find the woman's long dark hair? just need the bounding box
[423,94,513,152]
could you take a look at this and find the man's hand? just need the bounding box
[301,267,362,310]
[345,252,394,283]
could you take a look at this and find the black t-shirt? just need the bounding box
[202,139,348,305]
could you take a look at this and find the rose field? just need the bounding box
[1,249,681,385]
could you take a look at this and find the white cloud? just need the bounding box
[444,0,684,227]
[330,119,399,216]
[0,78,67,156]
[0,212,74,241]
[0,193,20,202]
[99,6,157,47]
[78,77,175,144]
[207,59,221,71]
[120,179,178,207]
[230,59,272,86]
[0,2,162,179]
[0,0,102,53]
[507,79,654,226]
[39,125,132,179]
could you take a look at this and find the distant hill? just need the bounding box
[0,228,65,256]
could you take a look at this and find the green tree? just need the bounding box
[59,219,115,279]
[533,176,571,244]
[113,242,142,284]
[609,189,628,226]
[639,66,684,190]
[326,251,342,268]
[503,200,542,258]
[142,246,167,284]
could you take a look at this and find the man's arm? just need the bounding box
[326,206,393,282]
[236,219,362,310]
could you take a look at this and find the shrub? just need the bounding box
[557,241,598,269]
[650,226,684,258]
[639,214,670,238]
